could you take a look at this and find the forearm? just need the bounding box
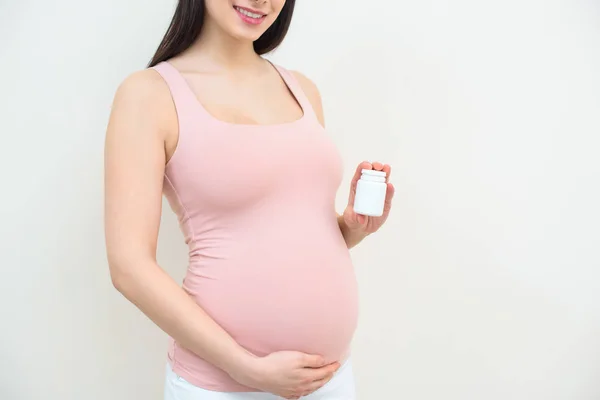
[337,214,369,249]
[111,259,253,376]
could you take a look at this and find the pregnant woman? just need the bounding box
[104,0,394,399]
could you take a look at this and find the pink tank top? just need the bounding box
[152,61,359,392]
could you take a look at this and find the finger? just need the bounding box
[343,208,361,229]
[372,161,384,171]
[383,183,395,212]
[354,161,372,181]
[348,183,357,207]
[350,161,372,187]
[302,362,340,381]
[357,214,368,225]
[382,164,392,182]
[302,373,336,396]
[349,161,371,205]
[354,160,372,175]
[301,354,326,368]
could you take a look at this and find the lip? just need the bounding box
[233,5,267,25]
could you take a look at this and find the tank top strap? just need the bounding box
[268,62,318,122]
[151,61,200,126]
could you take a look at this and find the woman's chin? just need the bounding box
[228,28,265,43]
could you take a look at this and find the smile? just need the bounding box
[234,6,267,25]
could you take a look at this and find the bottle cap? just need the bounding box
[361,169,387,177]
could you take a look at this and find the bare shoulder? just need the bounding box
[108,68,177,139]
[290,70,320,99]
[112,69,172,115]
[290,70,325,127]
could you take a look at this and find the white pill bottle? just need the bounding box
[353,169,387,217]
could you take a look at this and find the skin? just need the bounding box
[104,1,394,398]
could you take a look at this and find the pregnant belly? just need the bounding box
[183,234,359,362]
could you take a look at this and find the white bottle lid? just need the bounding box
[360,169,386,183]
[361,169,386,177]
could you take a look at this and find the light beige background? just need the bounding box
[1,0,599,399]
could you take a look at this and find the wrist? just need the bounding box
[223,347,261,384]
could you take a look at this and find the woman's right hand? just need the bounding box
[228,351,341,399]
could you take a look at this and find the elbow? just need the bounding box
[110,270,125,293]
[106,249,154,293]
[108,261,129,293]
[107,255,138,294]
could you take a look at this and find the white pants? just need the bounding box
[164,359,356,400]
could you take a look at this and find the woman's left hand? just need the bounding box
[342,161,395,235]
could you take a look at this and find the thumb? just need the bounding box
[357,214,367,225]
[302,354,326,368]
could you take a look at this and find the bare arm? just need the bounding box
[104,70,253,375]
[104,70,338,399]
[292,71,370,249]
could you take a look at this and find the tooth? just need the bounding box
[237,8,262,18]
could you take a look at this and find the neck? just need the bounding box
[185,17,262,71]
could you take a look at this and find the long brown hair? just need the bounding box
[148,0,296,67]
